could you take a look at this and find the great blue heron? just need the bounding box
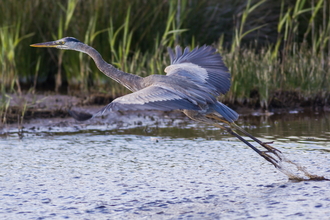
[31,37,282,168]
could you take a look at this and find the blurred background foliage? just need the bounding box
[0,0,329,109]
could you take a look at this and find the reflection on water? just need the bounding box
[70,110,329,143]
[0,110,330,219]
[238,110,330,144]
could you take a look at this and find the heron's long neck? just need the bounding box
[76,43,143,92]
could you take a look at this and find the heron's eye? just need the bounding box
[59,41,65,45]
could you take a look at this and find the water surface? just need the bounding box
[0,110,330,219]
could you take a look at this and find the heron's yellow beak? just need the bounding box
[30,41,62,48]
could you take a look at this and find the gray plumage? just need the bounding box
[94,44,238,122]
[167,45,231,96]
[31,37,284,168]
[31,37,238,122]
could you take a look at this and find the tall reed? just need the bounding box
[0,0,329,109]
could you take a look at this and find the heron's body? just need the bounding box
[31,37,282,168]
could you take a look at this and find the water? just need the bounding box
[0,110,330,219]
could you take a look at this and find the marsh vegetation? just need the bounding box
[1,0,330,124]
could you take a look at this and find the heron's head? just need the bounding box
[30,37,82,50]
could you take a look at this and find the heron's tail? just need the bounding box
[213,102,239,123]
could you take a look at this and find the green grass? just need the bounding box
[0,0,329,111]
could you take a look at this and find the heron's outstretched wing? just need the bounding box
[166,45,231,96]
[69,85,200,121]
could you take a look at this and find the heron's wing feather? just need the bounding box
[102,86,200,112]
[68,110,94,121]
[69,86,200,121]
[166,45,231,96]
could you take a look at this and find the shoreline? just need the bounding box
[1,91,329,127]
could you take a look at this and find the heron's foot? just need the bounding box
[258,142,284,168]
[261,143,282,158]
[260,150,282,168]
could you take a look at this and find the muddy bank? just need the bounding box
[1,93,114,124]
[228,90,330,111]
[1,91,330,127]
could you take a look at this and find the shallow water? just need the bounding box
[0,110,330,219]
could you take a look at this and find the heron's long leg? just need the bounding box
[212,123,280,168]
[206,114,281,158]
[183,110,280,167]
[206,114,231,125]
[230,122,281,155]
